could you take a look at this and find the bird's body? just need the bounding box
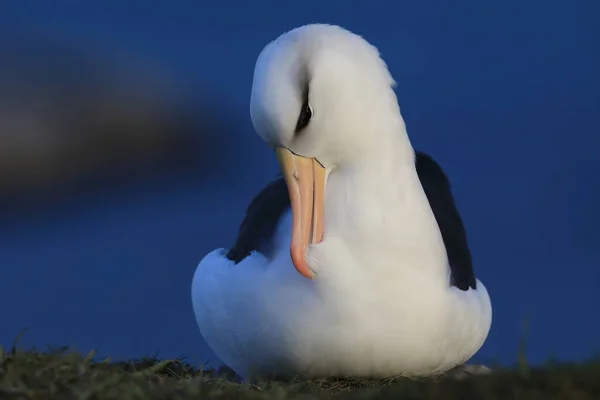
[192,24,492,380]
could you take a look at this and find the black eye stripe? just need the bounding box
[295,101,312,132]
[294,82,312,134]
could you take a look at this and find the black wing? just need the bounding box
[226,176,290,263]
[226,152,476,291]
[415,151,476,290]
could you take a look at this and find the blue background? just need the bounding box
[1,1,599,368]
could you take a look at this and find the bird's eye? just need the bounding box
[295,101,313,133]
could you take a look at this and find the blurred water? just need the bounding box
[1,1,599,367]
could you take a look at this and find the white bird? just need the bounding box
[192,23,492,380]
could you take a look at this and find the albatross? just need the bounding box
[192,23,492,380]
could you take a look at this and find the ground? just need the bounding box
[1,344,599,400]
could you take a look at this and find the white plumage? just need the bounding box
[192,24,492,380]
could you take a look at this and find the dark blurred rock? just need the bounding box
[0,32,230,206]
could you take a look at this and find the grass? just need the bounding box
[1,344,600,400]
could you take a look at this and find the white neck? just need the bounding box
[322,114,449,282]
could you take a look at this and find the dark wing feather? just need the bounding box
[415,151,476,290]
[226,152,477,291]
[226,176,289,263]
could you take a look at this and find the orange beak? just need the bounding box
[276,147,326,279]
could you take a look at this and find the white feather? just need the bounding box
[192,23,492,380]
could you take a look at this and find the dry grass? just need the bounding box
[1,343,599,400]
